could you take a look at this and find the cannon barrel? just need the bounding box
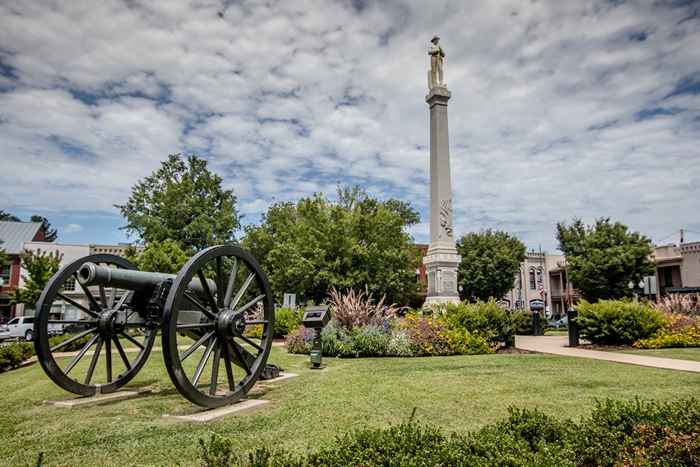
[77,262,217,296]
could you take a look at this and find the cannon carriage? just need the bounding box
[33,245,274,408]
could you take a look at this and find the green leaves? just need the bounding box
[116,154,239,251]
[456,230,526,301]
[242,186,420,305]
[10,249,62,308]
[556,218,654,301]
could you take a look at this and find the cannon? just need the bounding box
[33,245,274,408]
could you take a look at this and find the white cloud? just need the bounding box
[63,223,83,234]
[0,0,699,249]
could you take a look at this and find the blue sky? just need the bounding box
[1,0,699,250]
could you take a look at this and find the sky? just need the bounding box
[1,0,699,251]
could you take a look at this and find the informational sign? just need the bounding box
[529,299,545,311]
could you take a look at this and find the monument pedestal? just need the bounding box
[423,81,461,307]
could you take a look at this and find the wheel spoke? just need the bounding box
[84,337,103,385]
[235,294,265,315]
[57,293,99,319]
[109,287,116,309]
[50,328,96,352]
[223,258,238,309]
[114,291,133,311]
[180,330,215,362]
[238,334,263,352]
[230,339,253,375]
[192,337,216,387]
[230,273,255,311]
[197,270,219,316]
[183,292,218,321]
[215,256,224,309]
[76,274,102,313]
[221,340,235,390]
[63,333,99,375]
[113,336,131,371]
[176,322,215,330]
[209,343,221,395]
[119,331,144,350]
[98,285,108,309]
[105,338,112,383]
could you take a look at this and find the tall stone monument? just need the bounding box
[423,35,461,307]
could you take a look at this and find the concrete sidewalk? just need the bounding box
[515,335,700,373]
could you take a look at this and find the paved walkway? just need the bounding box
[515,335,700,373]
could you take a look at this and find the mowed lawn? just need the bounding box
[1,345,699,466]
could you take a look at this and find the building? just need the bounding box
[5,240,142,318]
[502,251,579,318]
[652,241,700,296]
[0,222,45,320]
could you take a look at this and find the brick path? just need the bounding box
[515,335,700,373]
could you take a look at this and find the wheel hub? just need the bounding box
[98,310,126,335]
[216,310,245,338]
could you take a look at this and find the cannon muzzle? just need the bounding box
[77,262,217,296]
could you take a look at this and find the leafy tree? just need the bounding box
[456,230,526,301]
[242,186,421,305]
[10,249,62,308]
[116,154,239,251]
[556,218,654,301]
[125,240,190,274]
[30,215,58,242]
[0,211,20,221]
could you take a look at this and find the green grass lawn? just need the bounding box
[1,347,699,466]
[621,347,700,362]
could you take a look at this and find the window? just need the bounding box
[62,277,76,292]
[529,268,536,289]
[0,262,11,283]
[23,317,34,324]
[536,267,543,285]
[7,318,18,325]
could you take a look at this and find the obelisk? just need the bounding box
[423,35,461,307]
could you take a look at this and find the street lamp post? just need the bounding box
[628,279,646,303]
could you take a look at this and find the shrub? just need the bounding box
[511,310,534,335]
[386,329,413,357]
[444,328,496,355]
[320,320,350,357]
[274,307,301,338]
[576,299,666,345]
[654,293,700,316]
[633,325,700,349]
[328,287,402,332]
[401,314,451,356]
[347,325,390,357]
[0,341,34,373]
[285,326,313,354]
[48,332,92,352]
[200,398,700,466]
[442,299,514,346]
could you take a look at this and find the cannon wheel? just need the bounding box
[162,245,274,408]
[34,254,156,396]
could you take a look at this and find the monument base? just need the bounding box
[422,248,461,308]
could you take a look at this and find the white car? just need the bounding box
[0,316,37,341]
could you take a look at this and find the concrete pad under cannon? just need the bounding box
[45,388,151,408]
[166,399,270,423]
[257,372,298,384]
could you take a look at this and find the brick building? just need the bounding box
[0,222,45,321]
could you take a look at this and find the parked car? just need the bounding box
[548,316,568,329]
[0,316,36,341]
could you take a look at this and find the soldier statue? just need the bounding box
[428,35,445,89]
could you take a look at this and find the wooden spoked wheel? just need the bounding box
[34,254,156,396]
[161,245,274,408]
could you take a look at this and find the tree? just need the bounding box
[556,218,654,301]
[242,186,421,305]
[0,211,20,221]
[116,154,239,251]
[456,230,526,301]
[10,249,62,309]
[30,215,58,242]
[125,240,190,274]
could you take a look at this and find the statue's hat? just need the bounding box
[431,35,440,42]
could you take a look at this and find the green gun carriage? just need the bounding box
[33,245,274,408]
